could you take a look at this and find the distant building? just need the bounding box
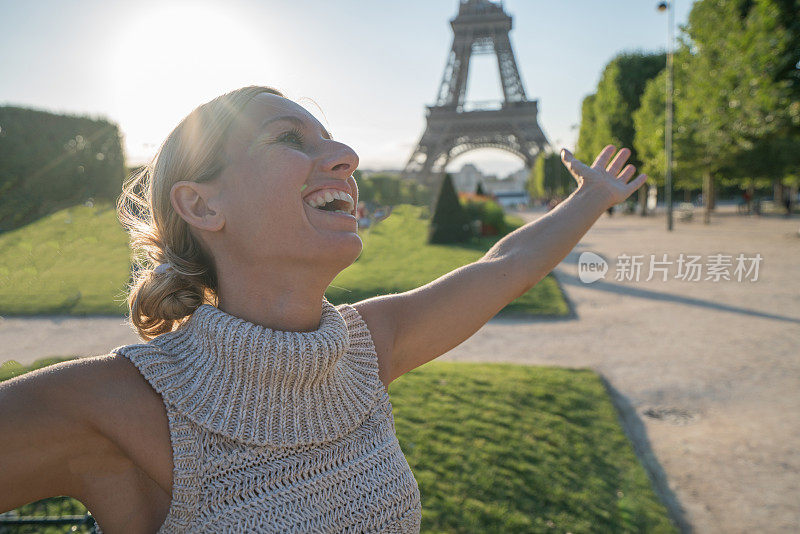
[506,167,530,186]
[485,168,530,208]
[449,163,531,208]
[451,163,483,193]
[492,190,531,210]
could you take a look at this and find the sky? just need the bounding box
[0,0,692,178]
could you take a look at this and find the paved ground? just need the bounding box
[2,203,798,533]
[438,203,800,533]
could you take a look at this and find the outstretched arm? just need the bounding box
[355,145,648,385]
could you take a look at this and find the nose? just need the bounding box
[320,140,359,177]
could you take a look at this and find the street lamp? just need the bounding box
[658,1,674,231]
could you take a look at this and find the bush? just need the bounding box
[428,174,471,243]
[0,106,126,232]
[459,192,509,236]
[354,171,433,207]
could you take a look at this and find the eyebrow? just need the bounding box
[258,115,332,140]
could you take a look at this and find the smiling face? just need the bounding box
[210,92,362,274]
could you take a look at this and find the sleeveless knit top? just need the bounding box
[103,298,422,533]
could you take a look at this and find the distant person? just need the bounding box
[607,205,614,216]
[356,200,368,219]
[784,194,792,217]
[743,190,752,212]
[646,183,657,214]
[0,87,648,532]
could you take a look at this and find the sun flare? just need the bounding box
[108,2,270,164]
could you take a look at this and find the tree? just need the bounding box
[575,94,601,165]
[369,174,402,205]
[633,48,701,201]
[575,52,665,214]
[528,151,575,201]
[726,0,800,201]
[527,155,546,200]
[678,0,800,221]
[593,51,666,214]
[428,173,471,244]
[593,52,667,157]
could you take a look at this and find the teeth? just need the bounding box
[303,188,355,214]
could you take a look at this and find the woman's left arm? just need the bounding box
[354,145,648,384]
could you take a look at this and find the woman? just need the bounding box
[0,86,647,533]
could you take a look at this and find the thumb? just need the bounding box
[561,148,577,170]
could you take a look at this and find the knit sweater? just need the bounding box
[102,297,422,533]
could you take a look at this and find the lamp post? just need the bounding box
[657,1,674,231]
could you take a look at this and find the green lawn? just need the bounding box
[1,357,676,533]
[394,362,677,533]
[0,202,130,315]
[0,202,568,317]
[325,204,568,316]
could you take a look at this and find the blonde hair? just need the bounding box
[117,85,284,341]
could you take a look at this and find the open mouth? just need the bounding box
[303,189,356,218]
[306,204,357,219]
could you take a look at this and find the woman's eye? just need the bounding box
[277,129,304,146]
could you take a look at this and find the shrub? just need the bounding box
[354,171,433,207]
[428,173,471,243]
[0,106,126,232]
[459,192,509,236]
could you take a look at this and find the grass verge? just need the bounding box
[0,203,130,316]
[391,361,677,533]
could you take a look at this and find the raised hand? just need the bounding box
[560,145,648,209]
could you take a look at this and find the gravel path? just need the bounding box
[2,203,798,533]
[438,204,800,533]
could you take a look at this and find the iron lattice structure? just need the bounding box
[403,0,550,189]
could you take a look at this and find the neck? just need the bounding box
[214,259,338,332]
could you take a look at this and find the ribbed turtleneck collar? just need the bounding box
[112,298,383,448]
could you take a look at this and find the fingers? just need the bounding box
[560,148,579,183]
[618,164,636,182]
[606,148,631,176]
[628,174,648,192]
[591,145,616,169]
[560,148,575,170]
[561,149,590,180]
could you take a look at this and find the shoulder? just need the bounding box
[336,300,396,389]
[336,303,377,350]
[80,352,169,419]
[1,354,153,416]
[34,353,171,447]
[0,353,173,500]
[67,352,174,494]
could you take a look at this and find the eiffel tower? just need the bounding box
[403,0,550,189]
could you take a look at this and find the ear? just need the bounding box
[170,181,225,232]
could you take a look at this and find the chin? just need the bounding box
[340,234,363,262]
[336,235,362,267]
